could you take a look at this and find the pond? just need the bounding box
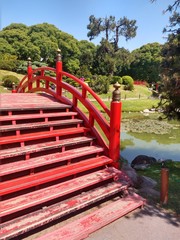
[120,114,180,164]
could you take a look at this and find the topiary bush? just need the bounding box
[2,75,19,88]
[111,76,122,84]
[122,75,134,91]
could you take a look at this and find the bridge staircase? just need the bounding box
[0,51,145,240]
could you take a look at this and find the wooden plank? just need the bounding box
[0,156,113,196]
[0,112,78,122]
[0,127,89,145]
[0,119,83,132]
[0,93,72,111]
[0,181,127,240]
[0,145,104,176]
[35,193,145,240]
[0,136,95,160]
[0,168,118,217]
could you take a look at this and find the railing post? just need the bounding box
[12,82,17,93]
[109,82,122,169]
[56,49,62,97]
[27,57,33,91]
[160,166,169,205]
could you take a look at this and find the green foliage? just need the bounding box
[87,15,137,51]
[137,161,180,214]
[111,76,122,84]
[2,75,19,88]
[158,35,180,119]
[154,0,180,119]
[0,53,18,71]
[89,75,109,94]
[130,43,162,83]
[17,60,48,74]
[122,75,134,91]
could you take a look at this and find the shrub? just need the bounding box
[2,75,19,88]
[122,75,134,91]
[111,76,122,84]
[89,75,109,94]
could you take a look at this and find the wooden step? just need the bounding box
[0,136,95,160]
[0,112,78,122]
[0,156,113,196]
[0,127,89,145]
[0,93,72,111]
[0,181,128,240]
[35,193,145,240]
[0,168,119,218]
[0,145,104,176]
[0,119,83,132]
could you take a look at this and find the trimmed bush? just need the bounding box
[111,76,122,84]
[2,75,19,88]
[122,75,134,91]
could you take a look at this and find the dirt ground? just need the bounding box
[86,204,180,240]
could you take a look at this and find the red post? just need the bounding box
[12,82,16,93]
[109,82,122,169]
[56,49,62,97]
[27,57,33,91]
[160,167,169,205]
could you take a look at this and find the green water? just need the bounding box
[120,113,180,163]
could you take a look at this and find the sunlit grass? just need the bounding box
[137,161,180,214]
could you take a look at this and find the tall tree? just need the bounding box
[87,15,137,51]
[151,0,180,119]
[130,43,162,83]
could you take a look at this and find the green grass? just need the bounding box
[0,70,24,81]
[136,161,180,214]
[121,99,159,112]
[0,70,24,93]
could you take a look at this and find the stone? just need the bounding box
[140,175,157,188]
[121,163,142,188]
[131,155,157,168]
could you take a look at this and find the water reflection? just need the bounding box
[121,130,180,163]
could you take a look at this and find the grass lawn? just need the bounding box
[0,70,24,93]
[136,161,180,215]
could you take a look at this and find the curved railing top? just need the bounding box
[15,50,121,168]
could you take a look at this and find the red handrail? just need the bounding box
[15,52,121,168]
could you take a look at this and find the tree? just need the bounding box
[87,15,102,41]
[151,0,180,119]
[92,39,116,75]
[130,43,162,83]
[0,53,18,71]
[114,17,137,51]
[114,47,131,76]
[87,15,137,51]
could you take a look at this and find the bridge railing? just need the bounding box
[15,49,122,169]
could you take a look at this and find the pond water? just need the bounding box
[121,125,180,163]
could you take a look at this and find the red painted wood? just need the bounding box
[109,101,122,169]
[0,119,83,132]
[0,156,113,196]
[0,145,104,176]
[0,168,118,217]
[0,127,89,145]
[0,112,77,122]
[0,136,95,160]
[0,93,71,111]
[35,193,145,240]
[0,181,126,239]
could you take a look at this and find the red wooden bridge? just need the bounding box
[0,50,145,239]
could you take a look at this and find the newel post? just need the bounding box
[27,57,33,91]
[109,82,122,169]
[56,49,62,97]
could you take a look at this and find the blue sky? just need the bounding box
[0,0,172,51]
